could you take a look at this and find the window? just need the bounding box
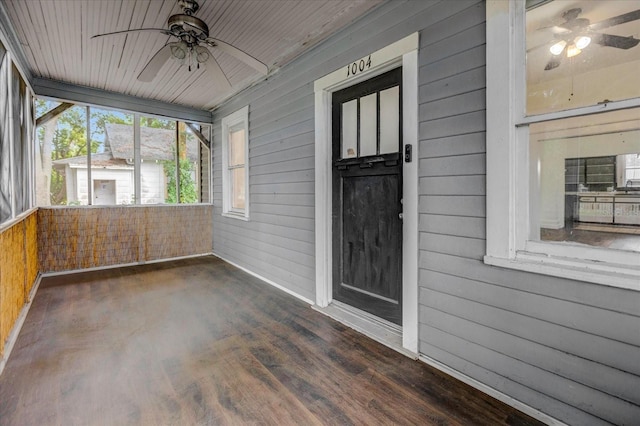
[34,100,210,206]
[486,0,640,290]
[221,106,249,220]
[0,39,35,226]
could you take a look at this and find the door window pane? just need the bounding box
[360,93,377,157]
[341,99,357,159]
[380,86,400,154]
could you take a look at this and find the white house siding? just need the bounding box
[90,167,134,205]
[211,1,640,424]
[140,162,165,204]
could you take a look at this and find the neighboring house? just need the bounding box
[53,123,198,205]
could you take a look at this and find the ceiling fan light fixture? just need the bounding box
[549,40,567,55]
[170,41,188,60]
[566,43,582,58]
[575,35,591,49]
[194,45,209,63]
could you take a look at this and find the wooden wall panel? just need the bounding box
[38,205,213,273]
[0,210,38,356]
[0,223,25,356]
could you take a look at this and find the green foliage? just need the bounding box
[163,158,198,204]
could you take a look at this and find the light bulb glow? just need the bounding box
[566,44,581,58]
[549,40,567,55]
[575,35,591,50]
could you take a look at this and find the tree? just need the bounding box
[162,121,198,203]
[36,101,131,205]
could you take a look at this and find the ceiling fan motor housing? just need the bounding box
[168,14,210,43]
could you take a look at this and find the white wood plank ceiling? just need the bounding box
[2,0,382,110]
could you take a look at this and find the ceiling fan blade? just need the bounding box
[91,28,171,39]
[544,47,564,71]
[544,58,561,70]
[137,44,173,82]
[203,49,232,92]
[205,37,268,75]
[593,33,640,49]
[589,9,640,32]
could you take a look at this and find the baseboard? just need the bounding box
[418,354,566,426]
[40,252,213,277]
[211,252,315,305]
[0,273,42,376]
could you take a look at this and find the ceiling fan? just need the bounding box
[541,7,640,71]
[91,0,268,91]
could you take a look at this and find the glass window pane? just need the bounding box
[200,124,211,203]
[360,93,377,157]
[231,167,245,209]
[380,86,400,154]
[92,107,134,205]
[526,1,640,115]
[229,128,245,166]
[178,122,200,203]
[34,103,88,206]
[0,46,11,221]
[10,65,23,214]
[532,107,640,252]
[341,99,357,159]
[141,116,176,204]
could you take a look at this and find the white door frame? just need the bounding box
[313,33,419,354]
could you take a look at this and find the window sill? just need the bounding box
[222,212,249,221]
[484,251,640,292]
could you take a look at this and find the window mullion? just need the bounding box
[86,105,92,205]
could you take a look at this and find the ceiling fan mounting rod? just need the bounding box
[178,0,199,16]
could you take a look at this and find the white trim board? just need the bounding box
[418,354,566,426]
[212,252,315,305]
[313,33,420,354]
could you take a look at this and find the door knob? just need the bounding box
[399,213,403,220]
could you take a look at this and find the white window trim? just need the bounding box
[221,105,250,220]
[314,33,419,354]
[485,0,640,291]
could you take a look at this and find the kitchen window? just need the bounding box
[485,0,640,290]
[221,106,249,220]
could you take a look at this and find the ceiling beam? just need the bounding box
[35,102,74,127]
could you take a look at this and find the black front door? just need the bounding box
[332,68,403,325]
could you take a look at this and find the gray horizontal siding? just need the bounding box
[418,2,640,425]
[210,0,640,424]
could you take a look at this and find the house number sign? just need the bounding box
[346,54,372,78]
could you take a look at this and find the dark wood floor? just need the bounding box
[0,256,542,425]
